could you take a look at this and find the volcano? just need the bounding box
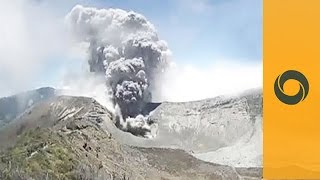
[0,87,261,179]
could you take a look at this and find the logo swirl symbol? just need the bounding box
[274,70,309,105]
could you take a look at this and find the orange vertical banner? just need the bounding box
[264,0,320,179]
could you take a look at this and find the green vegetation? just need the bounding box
[0,128,79,180]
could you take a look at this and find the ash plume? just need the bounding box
[65,5,171,137]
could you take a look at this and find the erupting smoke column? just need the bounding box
[65,5,171,136]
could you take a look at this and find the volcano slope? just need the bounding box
[0,94,261,179]
[103,89,262,168]
[0,87,56,128]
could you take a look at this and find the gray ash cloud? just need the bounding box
[65,5,171,137]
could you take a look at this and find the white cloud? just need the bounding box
[0,0,82,96]
[0,0,262,105]
[154,60,262,102]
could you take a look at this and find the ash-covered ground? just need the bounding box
[0,90,262,179]
[0,87,262,169]
[100,88,262,168]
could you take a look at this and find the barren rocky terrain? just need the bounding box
[104,89,262,168]
[0,88,262,179]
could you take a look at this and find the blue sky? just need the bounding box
[0,0,262,96]
[101,0,256,63]
[47,0,262,65]
[51,0,262,80]
[103,0,261,65]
